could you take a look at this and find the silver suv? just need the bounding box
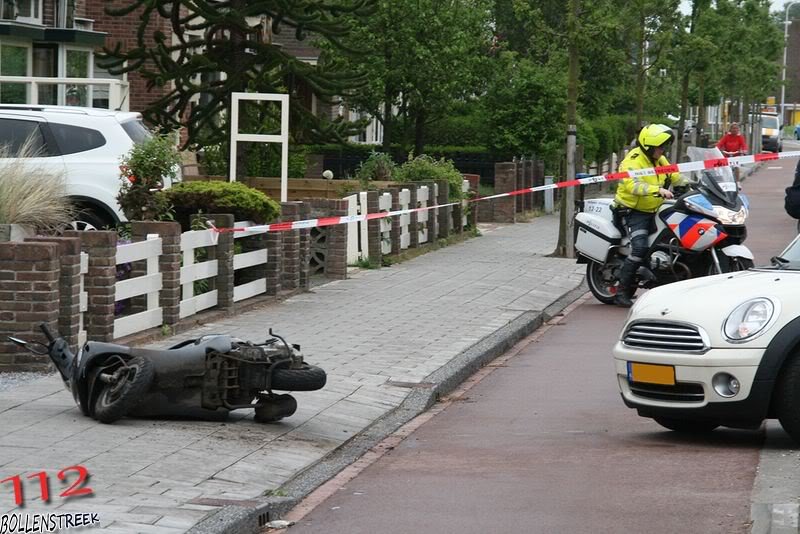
[0,105,178,229]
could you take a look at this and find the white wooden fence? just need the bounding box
[78,252,88,347]
[179,228,219,319]
[345,180,473,264]
[233,221,269,302]
[114,235,163,339]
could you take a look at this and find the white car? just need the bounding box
[613,235,800,441]
[0,105,177,230]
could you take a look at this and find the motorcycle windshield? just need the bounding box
[685,147,738,207]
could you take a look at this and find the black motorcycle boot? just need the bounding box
[615,261,638,308]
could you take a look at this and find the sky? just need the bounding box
[679,0,793,14]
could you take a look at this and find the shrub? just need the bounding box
[0,142,73,230]
[164,181,280,229]
[354,151,396,184]
[394,155,466,201]
[200,143,308,179]
[117,135,181,221]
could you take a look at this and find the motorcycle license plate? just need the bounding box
[627,362,675,386]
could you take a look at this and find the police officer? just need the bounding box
[613,124,684,307]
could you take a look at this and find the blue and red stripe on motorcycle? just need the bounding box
[663,212,728,251]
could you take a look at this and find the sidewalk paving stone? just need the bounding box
[0,216,585,532]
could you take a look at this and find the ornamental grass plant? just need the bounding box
[0,141,73,231]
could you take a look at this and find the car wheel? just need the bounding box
[653,417,719,433]
[774,356,800,444]
[62,207,114,232]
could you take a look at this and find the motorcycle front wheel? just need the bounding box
[93,356,154,424]
[586,259,620,305]
[709,255,755,275]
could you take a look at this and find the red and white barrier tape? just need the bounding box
[207,150,800,235]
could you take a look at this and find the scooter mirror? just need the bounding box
[6,337,48,355]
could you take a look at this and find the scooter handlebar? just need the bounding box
[39,323,56,344]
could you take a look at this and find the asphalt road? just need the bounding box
[282,152,800,534]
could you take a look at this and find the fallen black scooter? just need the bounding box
[8,324,326,424]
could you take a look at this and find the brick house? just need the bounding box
[0,1,381,144]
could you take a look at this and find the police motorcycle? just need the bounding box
[8,323,326,424]
[575,146,754,305]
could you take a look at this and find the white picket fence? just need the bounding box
[345,180,471,264]
[114,235,164,339]
[78,252,88,347]
[233,221,269,302]
[179,228,219,319]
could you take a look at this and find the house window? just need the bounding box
[65,48,90,106]
[13,0,42,24]
[33,44,57,105]
[0,44,29,104]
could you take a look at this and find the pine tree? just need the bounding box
[100,0,376,152]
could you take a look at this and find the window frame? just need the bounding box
[14,0,43,25]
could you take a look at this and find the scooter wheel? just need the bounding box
[93,356,154,424]
[271,364,327,392]
[254,394,297,423]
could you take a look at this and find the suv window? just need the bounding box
[0,118,50,157]
[49,123,106,155]
[121,120,152,145]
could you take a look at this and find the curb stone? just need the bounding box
[188,280,590,534]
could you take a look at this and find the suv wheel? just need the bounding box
[63,208,114,232]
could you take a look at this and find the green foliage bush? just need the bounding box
[394,155,465,201]
[200,143,308,179]
[164,181,280,229]
[117,135,181,221]
[354,152,396,183]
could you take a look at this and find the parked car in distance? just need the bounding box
[750,113,782,153]
[795,123,800,140]
[0,105,179,230]
[612,234,800,443]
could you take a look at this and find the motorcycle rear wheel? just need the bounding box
[271,364,327,392]
[586,260,619,305]
[93,356,154,424]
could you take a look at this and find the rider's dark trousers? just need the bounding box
[619,210,654,291]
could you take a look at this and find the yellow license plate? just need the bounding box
[627,362,675,386]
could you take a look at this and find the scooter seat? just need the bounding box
[133,335,233,360]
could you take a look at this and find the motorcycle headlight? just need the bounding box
[723,298,776,342]
[713,205,748,225]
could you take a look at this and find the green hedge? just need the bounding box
[394,155,466,201]
[164,181,280,230]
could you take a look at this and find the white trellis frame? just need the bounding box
[114,235,163,339]
[229,92,289,202]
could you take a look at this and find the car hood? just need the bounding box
[628,269,800,347]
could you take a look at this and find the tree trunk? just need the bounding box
[414,107,426,156]
[230,0,249,181]
[697,72,706,141]
[677,72,690,160]
[555,0,580,258]
[382,96,393,151]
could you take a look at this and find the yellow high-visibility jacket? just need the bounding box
[613,148,684,213]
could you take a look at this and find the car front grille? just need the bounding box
[623,321,707,353]
[629,381,705,403]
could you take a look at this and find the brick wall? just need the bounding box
[0,242,61,371]
[86,0,172,113]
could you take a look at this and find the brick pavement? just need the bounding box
[0,216,585,532]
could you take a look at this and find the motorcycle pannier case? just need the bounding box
[575,212,622,263]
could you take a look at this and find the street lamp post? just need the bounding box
[781,1,798,127]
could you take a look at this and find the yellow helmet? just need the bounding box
[637,123,674,159]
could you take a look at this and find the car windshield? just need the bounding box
[761,116,779,129]
[121,119,152,145]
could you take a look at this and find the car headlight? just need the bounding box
[723,298,776,342]
[713,205,748,225]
